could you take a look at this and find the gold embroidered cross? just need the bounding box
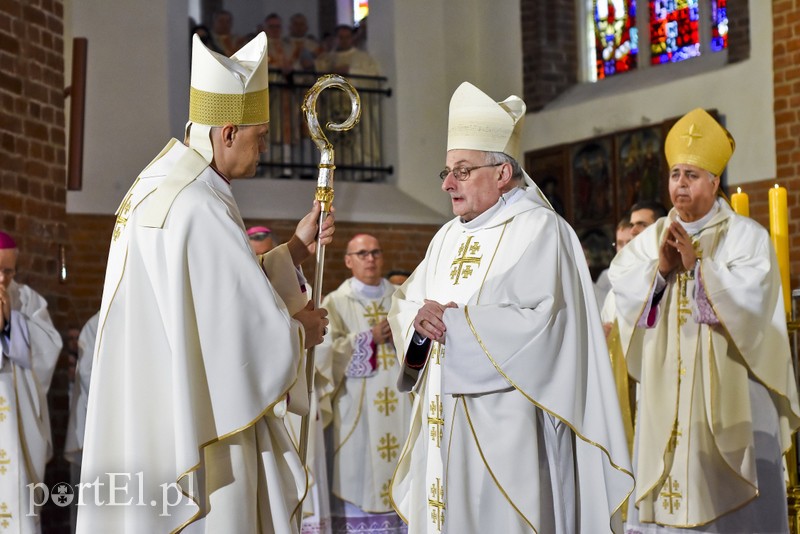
[113,193,133,242]
[363,302,387,327]
[377,344,395,370]
[430,343,443,365]
[0,397,8,423]
[450,236,482,285]
[428,477,445,531]
[0,449,8,476]
[428,395,444,448]
[660,476,682,514]
[681,123,702,147]
[0,501,10,528]
[378,433,399,463]
[380,480,391,508]
[374,387,398,416]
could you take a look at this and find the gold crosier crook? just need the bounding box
[297,74,360,527]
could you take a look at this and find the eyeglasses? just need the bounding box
[0,268,15,277]
[439,163,502,181]
[346,249,382,259]
[248,233,271,242]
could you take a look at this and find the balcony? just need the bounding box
[259,69,393,182]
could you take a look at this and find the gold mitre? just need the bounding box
[447,82,526,161]
[189,32,269,127]
[665,108,735,176]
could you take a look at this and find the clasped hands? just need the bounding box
[658,221,698,278]
[413,299,457,344]
[372,318,392,345]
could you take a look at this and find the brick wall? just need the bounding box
[0,1,72,531]
[728,0,751,63]
[520,0,578,112]
[772,0,800,292]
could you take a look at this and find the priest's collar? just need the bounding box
[674,200,720,236]
[460,187,525,230]
[350,277,387,299]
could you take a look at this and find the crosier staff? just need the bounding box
[298,75,360,517]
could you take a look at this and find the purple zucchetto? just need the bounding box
[0,231,17,250]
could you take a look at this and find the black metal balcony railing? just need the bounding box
[259,69,393,182]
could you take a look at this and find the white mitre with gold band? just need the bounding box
[447,81,526,161]
[187,31,270,162]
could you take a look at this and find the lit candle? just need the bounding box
[769,184,791,318]
[730,187,750,217]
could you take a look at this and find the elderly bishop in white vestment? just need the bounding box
[611,108,800,533]
[388,83,633,534]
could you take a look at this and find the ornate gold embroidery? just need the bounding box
[428,477,445,531]
[362,302,387,326]
[450,236,482,285]
[681,123,703,147]
[677,272,692,327]
[377,433,399,463]
[0,450,8,476]
[380,480,391,508]
[0,397,7,423]
[374,387,398,416]
[428,394,444,448]
[660,476,682,514]
[430,343,443,365]
[666,426,682,453]
[377,344,395,370]
[113,193,133,242]
[0,501,11,529]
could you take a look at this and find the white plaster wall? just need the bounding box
[66,0,189,214]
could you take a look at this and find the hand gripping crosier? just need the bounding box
[297,75,360,524]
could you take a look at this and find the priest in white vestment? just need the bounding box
[610,108,800,533]
[321,234,411,533]
[388,82,634,534]
[77,33,332,534]
[0,231,62,534]
[64,311,99,468]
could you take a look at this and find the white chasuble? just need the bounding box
[611,200,800,532]
[77,140,307,534]
[389,188,634,534]
[0,282,61,534]
[321,278,412,515]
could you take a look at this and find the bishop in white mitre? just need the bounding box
[388,82,634,534]
[77,32,332,533]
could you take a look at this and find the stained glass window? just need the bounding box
[650,0,701,64]
[593,0,638,79]
[710,0,728,52]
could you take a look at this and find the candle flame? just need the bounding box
[737,187,742,194]
[775,184,780,188]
